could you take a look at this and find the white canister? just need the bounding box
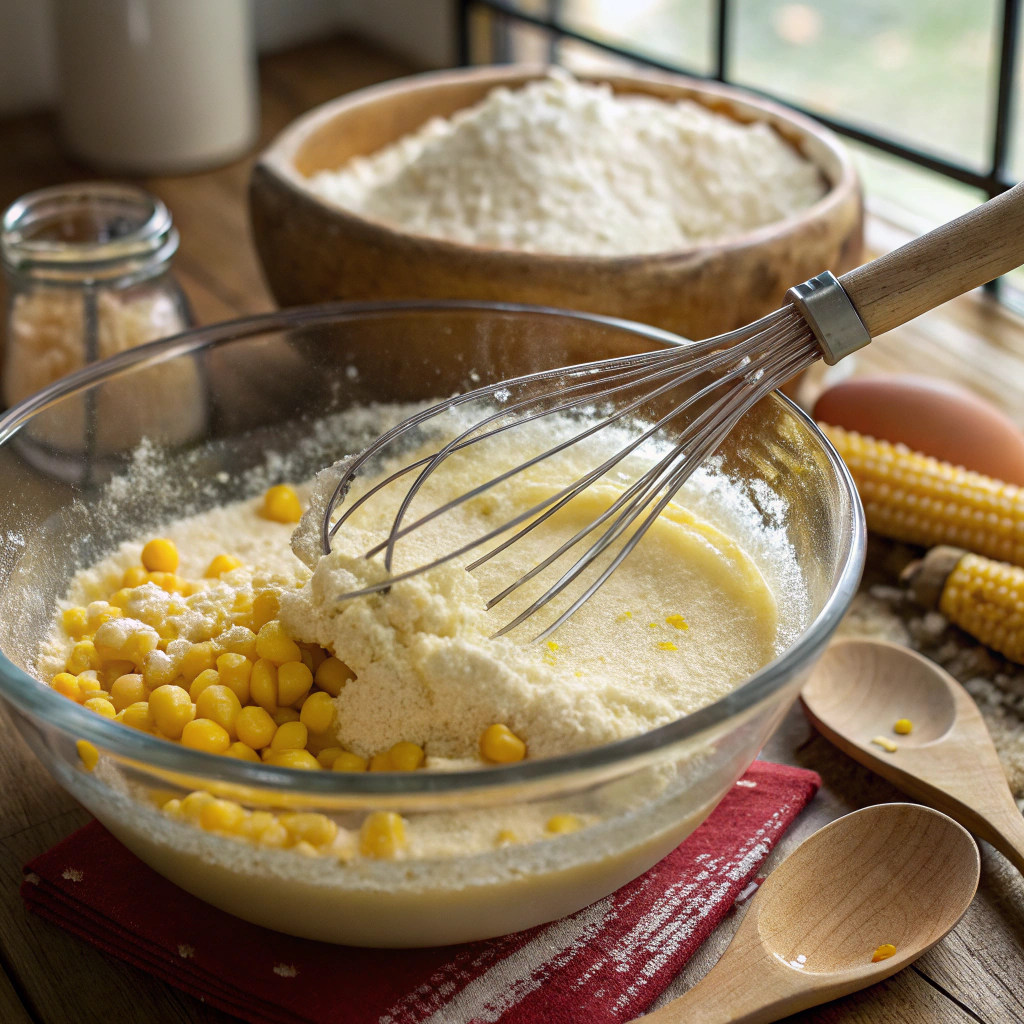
[53,0,258,173]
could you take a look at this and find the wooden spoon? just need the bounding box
[640,803,978,1024]
[802,637,1024,875]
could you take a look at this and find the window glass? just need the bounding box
[557,0,714,77]
[732,0,999,171]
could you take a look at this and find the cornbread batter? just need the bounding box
[32,402,809,943]
[40,414,783,773]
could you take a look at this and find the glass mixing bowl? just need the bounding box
[0,302,864,947]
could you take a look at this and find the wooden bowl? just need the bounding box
[250,64,863,340]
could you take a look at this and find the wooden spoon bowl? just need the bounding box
[802,638,1024,874]
[642,803,979,1024]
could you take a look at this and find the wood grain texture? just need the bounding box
[250,64,863,342]
[840,182,1024,337]
[802,639,1024,874]
[640,804,979,1024]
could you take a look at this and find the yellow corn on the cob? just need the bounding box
[940,552,1024,664]
[823,425,1024,567]
[903,545,1024,664]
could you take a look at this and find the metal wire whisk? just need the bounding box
[321,182,1024,641]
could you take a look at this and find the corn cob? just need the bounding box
[902,545,1024,664]
[822,425,1024,567]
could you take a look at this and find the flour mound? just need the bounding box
[309,71,826,256]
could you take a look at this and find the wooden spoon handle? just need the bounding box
[838,181,1024,337]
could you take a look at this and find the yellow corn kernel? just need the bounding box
[299,691,336,734]
[124,629,159,667]
[122,565,149,588]
[480,723,526,764]
[292,840,320,857]
[108,588,134,610]
[272,707,301,726]
[657,641,678,651]
[495,829,518,846]
[314,656,354,697]
[181,790,215,820]
[261,484,303,524]
[62,607,89,639]
[141,650,178,690]
[195,684,242,740]
[277,660,312,706]
[101,660,136,688]
[181,718,231,754]
[51,672,83,702]
[225,741,261,763]
[258,821,290,846]
[66,640,100,674]
[81,690,111,705]
[77,739,99,771]
[149,684,195,739]
[250,590,280,631]
[188,668,221,702]
[121,701,156,732]
[665,614,689,630]
[300,643,328,672]
[359,812,406,859]
[938,551,1024,664]
[823,425,1024,567]
[546,813,583,834]
[871,735,899,753]
[256,620,302,666]
[141,538,179,573]
[280,812,338,848]
[315,746,344,769]
[205,554,242,578]
[249,658,279,713]
[161,797,182,818]
[235,705,277,751]
[86,601,122,630]
[84,697,116,718]
[871,943,897,963]
[299,648,316,675]
[109,673,146,712]
[369,752,392,772]
[332,751,369,772]
[267,749,321,770]
[270,721,308,753]
[199,798,245,833]
[236,810,277,840]
[215,653,251,703]
[178,641,217,683]
[216,625,259,661]
[893,718,913,735]
[388,741,425,771]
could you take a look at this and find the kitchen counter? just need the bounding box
[0,33,1021,1024]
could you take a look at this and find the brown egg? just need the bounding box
[814,375,1024,485]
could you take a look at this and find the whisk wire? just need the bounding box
[321,305,820,639]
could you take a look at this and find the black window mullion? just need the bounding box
[714,0,730,83]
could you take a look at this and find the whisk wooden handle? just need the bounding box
[838,180,1024,338]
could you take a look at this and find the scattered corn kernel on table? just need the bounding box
[0,35,1022,1024]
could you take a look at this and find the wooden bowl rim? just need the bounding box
[256,62,861,268]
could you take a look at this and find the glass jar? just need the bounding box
[1,182,192,409]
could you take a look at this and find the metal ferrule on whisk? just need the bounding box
[786,271,871,365]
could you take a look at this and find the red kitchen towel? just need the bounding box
[22,761,818,1024]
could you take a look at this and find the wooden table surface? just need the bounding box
[1,34,1022,1024]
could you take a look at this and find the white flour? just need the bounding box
[309,71,826,256]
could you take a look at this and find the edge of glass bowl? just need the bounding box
[0,299,866,796]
